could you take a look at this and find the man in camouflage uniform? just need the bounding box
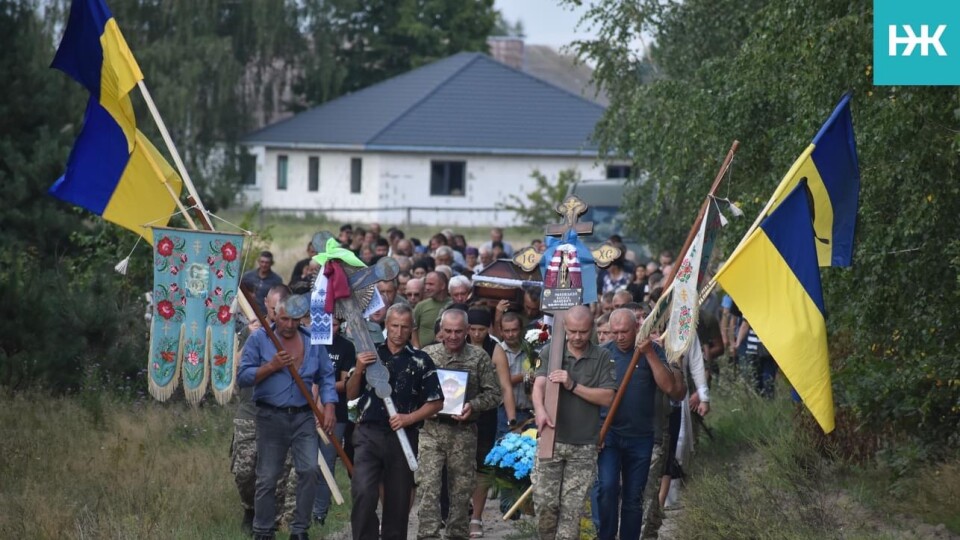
[532,306,617,540]
[638,391,672,539]
[418,309,501,540]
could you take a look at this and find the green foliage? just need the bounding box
[498,168,580,227]
[570,0,960,452]
[324,0,497,97]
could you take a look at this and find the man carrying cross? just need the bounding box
[532,305,617,540]
[347,303,443,540]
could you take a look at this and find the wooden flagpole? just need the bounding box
[597,140,739,447]
[240,286,354,476]
[136,80,256,321]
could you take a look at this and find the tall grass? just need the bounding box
[673,378,960,539]
[0,391,349,539]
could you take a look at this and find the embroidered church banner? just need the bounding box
[148,227,244,405]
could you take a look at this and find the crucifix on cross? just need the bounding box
[510,195,621,459]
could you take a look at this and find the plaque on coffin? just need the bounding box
[472,259,542,305]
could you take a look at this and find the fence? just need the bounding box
[256,205,522,229]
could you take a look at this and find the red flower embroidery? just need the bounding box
[204,298,214,308]
[169,283,179,292]
[160,350,176,363]
[207,255,216,265]
[186,351,200,366]
[214,355,228,366]
[157,300,175,319]
[170,266,180,275]
[180,296,187,305]
[218,305,232,324]
[221,242,237,262]
[213,286,223,297]
[157,237,174,257]
[215,269,224,279]
[180,253,188,263]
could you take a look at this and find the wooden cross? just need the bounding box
[516,195,620,459]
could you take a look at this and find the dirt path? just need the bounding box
[326,493,529,539]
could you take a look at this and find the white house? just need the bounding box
[240,52,625,226]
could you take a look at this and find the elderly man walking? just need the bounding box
[596,309,685,540]
[418,309,501,540]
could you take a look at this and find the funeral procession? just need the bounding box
[3,0,959,539]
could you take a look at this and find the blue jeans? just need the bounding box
[596,431,654,540]
[313,421,347,520]
[254,408,320,535]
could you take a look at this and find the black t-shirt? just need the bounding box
[355,343,443,429]
[326,334,356,422]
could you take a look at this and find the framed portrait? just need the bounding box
[437,368,469,416]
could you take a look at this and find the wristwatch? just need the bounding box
[507,418,518,428]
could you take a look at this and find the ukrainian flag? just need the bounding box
[766,94,860,267]
[49,0,181,244]
[716,180,834,433]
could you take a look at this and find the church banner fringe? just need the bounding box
[148,227,244,405]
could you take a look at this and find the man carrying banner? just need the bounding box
[238,294,337,540]
[597,308,684,540]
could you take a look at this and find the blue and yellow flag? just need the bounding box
[766,94,860,267]
[716,180,834,433]
[49,0,181,244]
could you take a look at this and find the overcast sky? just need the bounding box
[494,0,595,51]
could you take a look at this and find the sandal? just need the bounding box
[469,519,484,538]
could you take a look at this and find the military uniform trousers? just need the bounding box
[533,441,598,540]
[417,419,478,540]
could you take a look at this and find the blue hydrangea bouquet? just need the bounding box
[484,429,537,485]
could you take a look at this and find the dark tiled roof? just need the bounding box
[242,52,605,156]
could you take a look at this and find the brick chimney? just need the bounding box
[487,37,524,69]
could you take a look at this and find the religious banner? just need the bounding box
[664,199,724,364]
[148,227,244,405]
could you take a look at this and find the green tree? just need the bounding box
[569,0,960,452]
[0,0,148,392]
[324,0,497,96]
[499,168,580,227]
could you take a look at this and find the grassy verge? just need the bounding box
[0,390,351,539]
[674,376,960,539]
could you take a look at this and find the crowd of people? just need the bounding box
[233,223,773,540]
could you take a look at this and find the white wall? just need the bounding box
[377,153,604,226]
[242,147,605,226]
[243,147,381,219]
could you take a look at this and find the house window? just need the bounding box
[308,156,319,192]
[350,158,362,193]
[277,155,288,190]
[240,153,257,186]
[430,161,466,196]
[606,164,632,179]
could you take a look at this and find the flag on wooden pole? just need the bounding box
[716,180,835,432]
[49,0,182,244]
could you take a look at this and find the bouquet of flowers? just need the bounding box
[484,428,538,484]
[520,323,550,393]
